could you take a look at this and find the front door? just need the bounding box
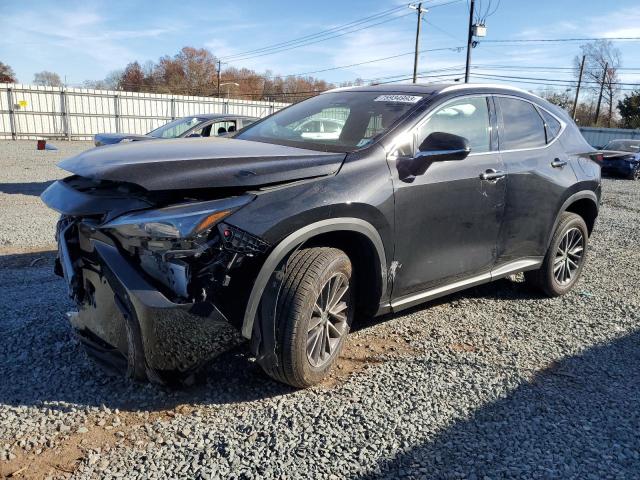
[389,95,506,301]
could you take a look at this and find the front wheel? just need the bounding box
[261,247,353,388]
[525,212,589,297]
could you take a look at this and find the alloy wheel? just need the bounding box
[553,227,584,286]
[306,273,349,368]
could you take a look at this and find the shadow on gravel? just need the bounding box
[358,329,640,479]
[0,181,53,196]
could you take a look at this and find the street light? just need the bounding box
[219,82,239,99]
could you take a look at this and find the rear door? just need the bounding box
[494,96,577,262]
[389,95,506,302]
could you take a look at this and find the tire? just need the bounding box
[525,212,589,297]
[629,167,640,180]
[261,247,354,388]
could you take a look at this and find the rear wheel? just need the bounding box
[525,212,589,297]
[261,247,353,388]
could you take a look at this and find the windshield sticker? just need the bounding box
[374,94,422,104]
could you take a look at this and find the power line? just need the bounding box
[283,46,465,78]
[482,36,640,43]
[221,0,464,62]
[470,72,640,91]
[220,5,407,60]
[223,12,415,62]
[470,71,640,86]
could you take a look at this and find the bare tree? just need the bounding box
[539,88,573,111]
[0,61,17,83]
[574,40,622,127]
[83,70,124,90]
[33,71,63,87]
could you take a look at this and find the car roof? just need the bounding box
[323,82,536,98]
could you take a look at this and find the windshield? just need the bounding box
[148,117,208,138]
[603,139,640,153]
[236,91,426,152]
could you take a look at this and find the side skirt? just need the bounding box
[386,257,542,313]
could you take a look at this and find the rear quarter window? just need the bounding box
[540,109,562,143]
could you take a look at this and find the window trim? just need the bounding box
[386,94,497,158]
[493,94,567,154]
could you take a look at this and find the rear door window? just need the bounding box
[498,97,546,150]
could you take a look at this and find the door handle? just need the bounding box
[551,159,568,168]
[479,169,506,181]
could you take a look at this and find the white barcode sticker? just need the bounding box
[374,94,422,103]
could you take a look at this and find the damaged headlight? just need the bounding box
[101,195,254,240]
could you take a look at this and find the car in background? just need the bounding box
[94,114,258,147]
[600,139,640,180]
[294,117,345,140]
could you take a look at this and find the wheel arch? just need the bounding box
[241,218,388,339]
[547,190,599,249]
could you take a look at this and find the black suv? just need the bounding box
[42,84,601,387]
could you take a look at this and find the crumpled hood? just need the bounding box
[60,136,346,191]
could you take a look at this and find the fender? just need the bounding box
[241,217,388,339]
[545,189,599,249]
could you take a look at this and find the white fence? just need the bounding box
[0,83,289,140]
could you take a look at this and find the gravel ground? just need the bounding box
[0,141,639,479]
[0,140,94,250]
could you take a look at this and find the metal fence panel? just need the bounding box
[579,127,640,148]
[0,83,288,140]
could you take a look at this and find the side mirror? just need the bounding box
[403,132,470,177]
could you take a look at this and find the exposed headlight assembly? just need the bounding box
[102,195,254,240]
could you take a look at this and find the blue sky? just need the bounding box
[2,0,640,92]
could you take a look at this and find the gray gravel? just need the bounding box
[0,140,93,250]
[0,140,639,479]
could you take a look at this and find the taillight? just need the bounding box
[590,153,604,163]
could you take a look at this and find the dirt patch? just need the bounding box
[0,407,191,479]
[321,334,416,387]
[449,342,476,353]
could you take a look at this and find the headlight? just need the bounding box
[101,195,254,240]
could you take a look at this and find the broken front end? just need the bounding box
[42,176,269,383]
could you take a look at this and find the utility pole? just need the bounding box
[409,3,427,83]
[594,62,608,126]
[572,55,585,120]
[217,60,222,98]
[464,0,475,83]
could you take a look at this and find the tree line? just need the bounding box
[84,47,335,103]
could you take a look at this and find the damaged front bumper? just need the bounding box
[47,194,271,383]
[69,238,244,380]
